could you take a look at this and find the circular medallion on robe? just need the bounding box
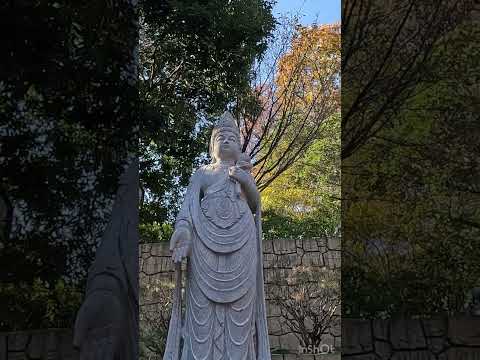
[201,178,245,229]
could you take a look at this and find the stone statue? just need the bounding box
[163,111,271,360]
[73,158,139,359]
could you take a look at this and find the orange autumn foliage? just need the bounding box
[276,23,340,112]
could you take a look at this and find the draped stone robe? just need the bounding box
[163,165,271,360]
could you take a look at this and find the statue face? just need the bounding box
[213,130,240,161]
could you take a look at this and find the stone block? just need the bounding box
[264,268,277,284]
[295,238,304,249]
[268,303,282,317]
[330,318,341,337]
[340,354,376,360]
[342,319,373,354]
[328,236,340,251]
[6,353,26,360]
[7,333,28,352]
[374,340,392,360]
[333,335,341,349]
[426,336,447,355]
[0,335,6,360]
[422,318,447,338]
[264,253,275,266]
[276,255,292,268]
[303,238,320,252]
[278,333,299,351]
[44,331,59,359]
[448,317,480,346]
[26,332,46,359]
[269,335,281,349]
[58,330,77,360]
[373,320,390,340]
[391,350,434,360]
[267,316,284,334]
[446,347,480,360]
[322,252,336,269]
[390,319,426,349]
[287,253,300,267]
[263,239,274,254]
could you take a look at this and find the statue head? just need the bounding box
[209,111,241,163]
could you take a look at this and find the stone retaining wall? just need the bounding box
[0,329,77,360]
[3,318,480,359]
[140,237,342,354]
[342,317,480,359]
[8,239,480,359]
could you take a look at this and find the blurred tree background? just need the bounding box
[342,0,480,318]
[0,0,138,330]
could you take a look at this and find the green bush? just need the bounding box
[0,278,83,331]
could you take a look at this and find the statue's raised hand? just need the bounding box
[229,165,260,211]
[170,226,192,263]
[228,166,252,186]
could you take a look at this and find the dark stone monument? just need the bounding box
[73,158,139,359]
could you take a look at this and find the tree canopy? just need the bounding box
[262,113,340,240]
[237,22,340,191]
[341,0,477,160]
[139,0,276,243]
[253,23,341,239]
[0,0,138,330]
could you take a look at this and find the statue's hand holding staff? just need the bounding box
[170,226,192,263]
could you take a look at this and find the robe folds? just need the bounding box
[163,166,271,360]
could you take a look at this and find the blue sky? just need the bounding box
[273,0,341,25]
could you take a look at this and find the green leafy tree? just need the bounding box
[237,22,340,191]
[262,113,340,239]
[0,278,83,330]
[138,0,276,243]
[242,22,341,239]
[0,1,137,330]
